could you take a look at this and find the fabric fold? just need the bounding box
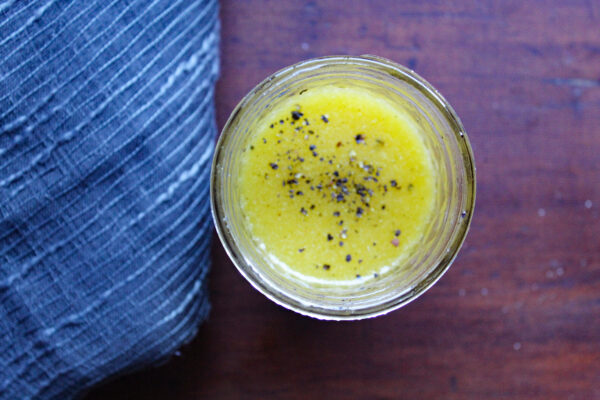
[0,1,219,398]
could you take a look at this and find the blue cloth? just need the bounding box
[0,0,219,398]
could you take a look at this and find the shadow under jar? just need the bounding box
[211,55,475,320]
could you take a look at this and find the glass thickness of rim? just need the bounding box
[211,55,476,320]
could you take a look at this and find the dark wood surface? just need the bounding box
[86,1,600,399]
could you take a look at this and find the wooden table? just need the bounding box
[86,1,600,398]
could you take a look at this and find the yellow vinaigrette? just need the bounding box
[239,86,436,284]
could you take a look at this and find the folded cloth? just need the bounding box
[0,0,219,398]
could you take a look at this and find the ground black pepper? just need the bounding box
[255,105,421,278]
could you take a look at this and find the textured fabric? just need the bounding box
[0,0,219,398]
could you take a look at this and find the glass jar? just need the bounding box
[210,55,475,320]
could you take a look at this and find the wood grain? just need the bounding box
[85,1,600,399]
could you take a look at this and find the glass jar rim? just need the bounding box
[211,55,476,320]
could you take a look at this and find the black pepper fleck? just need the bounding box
[269,162,278,170]
[291,111,303,120]
[327,233,334,241]
[395,229,401,237]
[355,184,367,197]
[321,115,329,123]
[346,254,351,262]
[323,264,331,270]
[355,133,365,144]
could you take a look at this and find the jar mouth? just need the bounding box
[211,55,476,320]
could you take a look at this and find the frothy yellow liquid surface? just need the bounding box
[238,86,436,284]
